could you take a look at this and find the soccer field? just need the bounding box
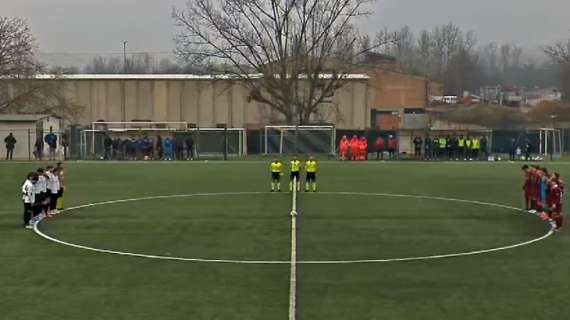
[1,160,569,320]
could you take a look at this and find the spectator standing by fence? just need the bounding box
[103,134,113,160]
[34,136,44,160]
[388,135,398,160]
[375,136,385,160]
[413,136,422,159]
[4,132,16,160]
[185,136,194,160]
[44,128,58,161]
[480,136,489,160]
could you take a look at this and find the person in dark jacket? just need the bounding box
[185,136,194,160]
[4,133,16,160]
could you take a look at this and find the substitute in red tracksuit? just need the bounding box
[351,135,360,161]
[358,137,368,161]
[339,136,350,161]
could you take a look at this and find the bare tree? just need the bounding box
[173,0,386,124]
[0,17,40,111]
[416,30,432,75]
[545,38,570,64]
[0,17,77,118]
[545,37,570,101]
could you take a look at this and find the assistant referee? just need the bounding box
[305,156,318,192]
[270,158,283,192]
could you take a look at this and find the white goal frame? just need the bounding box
[263,125,336,155]
[538,128,562,159]
[187,127,247,158]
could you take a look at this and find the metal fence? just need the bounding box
[4,126,570,161]
[0,129,68,161]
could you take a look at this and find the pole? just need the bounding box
[123,41,128,74]
[28,128,31,161]
[223,125,228,161]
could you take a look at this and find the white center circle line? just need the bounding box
[33,192,554,264]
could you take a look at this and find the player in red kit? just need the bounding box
[358,136,368,160]
[522,165,532,210]
[350,135,360,161]
[339,135,350,161]
[546,179,564,231]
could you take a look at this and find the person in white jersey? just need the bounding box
[22,172,39,229]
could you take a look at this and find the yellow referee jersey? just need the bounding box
[305,160,317,173]
[290,160,301,173]
[270,161,283,173]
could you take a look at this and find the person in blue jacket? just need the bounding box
[163,136,174,161]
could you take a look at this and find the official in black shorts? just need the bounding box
[291,171,300,180]
[306,172,316,183]
[272,172,281,181]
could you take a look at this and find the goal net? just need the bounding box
[79,122,247,160]
[189,127,247,159]
[263,125,336,155]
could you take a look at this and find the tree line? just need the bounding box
[372,23,560,96]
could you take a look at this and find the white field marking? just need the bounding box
[289,178,298,320]
[33,192,555,265]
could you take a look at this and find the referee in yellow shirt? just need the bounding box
[305,156,318,192]
[290,156,301,192]
[270,158,283,192]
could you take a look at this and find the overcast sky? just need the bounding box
[1,0,569,56]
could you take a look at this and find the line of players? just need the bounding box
[522,165,564,231]
[270,156,318,192]
[21,163,65,229]
[413,135,489,160]
[339,135,399,161]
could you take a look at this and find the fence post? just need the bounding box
[223,125,228,161]
[27,129,31,161]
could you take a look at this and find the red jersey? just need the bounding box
[548,185,563,213]
[523,173,532,195]
[375,137,385,150]
[340,138,350,151]
[359,139,368,151]
[351,138,359,150]
[388,138,398,149]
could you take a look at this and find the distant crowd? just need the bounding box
[102,134,195,161]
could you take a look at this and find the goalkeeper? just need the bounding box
[289,156,301,192]
[305,156,318,192]
[270,158,283,192]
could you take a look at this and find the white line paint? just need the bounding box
[289,178,298,320]
[33,192,554,265]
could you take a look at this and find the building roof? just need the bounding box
[30,74,370,80]
[0,114,52,122]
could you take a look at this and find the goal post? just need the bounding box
[188,127,247,159]
[263,125,336,156]
[538,128,562,160]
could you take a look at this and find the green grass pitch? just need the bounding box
[1,160,569,320]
